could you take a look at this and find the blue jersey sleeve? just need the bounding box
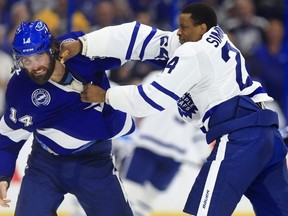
[0,114,30,178]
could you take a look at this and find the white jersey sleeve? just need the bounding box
[106,26,273,129]
[128,71,208,163]
[82,21,180,62]
[106,44,199,117]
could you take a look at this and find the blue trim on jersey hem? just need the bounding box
[247,86,267,97]
[151,81,179,101]
[202,104,220,126]
[126,22,140,60]
[201,88,268,132]
[137,85,164,111]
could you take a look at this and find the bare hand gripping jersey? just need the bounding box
[0,31,135,178]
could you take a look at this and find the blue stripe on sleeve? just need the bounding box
[126,22,141,60]
[139,27,157,60]
[151,81,179,101]
[137,85,165,111]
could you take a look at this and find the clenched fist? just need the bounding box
[81,84,106,103]
[59,40,82,63]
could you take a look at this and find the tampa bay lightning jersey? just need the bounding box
[81,22,273,130]
[0,31,135,178]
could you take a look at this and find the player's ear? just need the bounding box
[199,23,208,35]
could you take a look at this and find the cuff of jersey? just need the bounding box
[105,89,110,105]
[0,176,12,188]
[78,35,88,56]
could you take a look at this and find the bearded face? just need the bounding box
[20,52,56,85]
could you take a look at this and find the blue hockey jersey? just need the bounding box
[0,31,135,178]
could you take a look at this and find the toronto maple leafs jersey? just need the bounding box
[129,71,208,163]
[0,31,135,178]
[81,22,273,130]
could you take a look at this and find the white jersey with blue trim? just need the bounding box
[0,31,135,178]
[83,21,180,63]
[83,23,273,130]
[129,71,207,163]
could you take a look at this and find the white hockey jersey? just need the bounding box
[82,22,273,130]
[129,71,208,163]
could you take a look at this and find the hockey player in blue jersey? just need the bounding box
[0,20,135,216]
[60,3,288,216]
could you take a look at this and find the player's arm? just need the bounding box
[0,113,31,208]
[60,21,180,63]
[81,44,200,117]
[0,115,29,180]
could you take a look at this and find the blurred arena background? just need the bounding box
[0,0,287,215]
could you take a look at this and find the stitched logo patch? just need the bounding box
[177,92,198,119]
[31,88,51,107]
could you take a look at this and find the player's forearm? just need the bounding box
[105,85,156,117]
[80,21,179,61]
[0,152,17,182]
[80,22,136,59]
[105,84,178,118]
[0,149,15,188]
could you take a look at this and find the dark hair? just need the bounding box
[50,38,61,60]
[181,3,217,30]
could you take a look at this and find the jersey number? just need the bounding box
[155,36,169,60]
[221,41,253,90]
[162,42,252,90]
[9,107,33,127]
[166,56,179,74]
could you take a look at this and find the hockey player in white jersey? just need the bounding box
[117,71,209,216]
[60,2,288,216]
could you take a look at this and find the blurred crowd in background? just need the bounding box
[0,1,287,214]
[0,0,287,123]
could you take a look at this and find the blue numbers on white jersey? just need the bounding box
[165,56,179,74]
[9,107,33,127]
[155,36,169,60]
[221,41,253,90]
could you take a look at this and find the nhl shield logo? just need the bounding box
[31,89,51,107]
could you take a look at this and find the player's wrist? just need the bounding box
[78,35,88,56]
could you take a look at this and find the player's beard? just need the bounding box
[26,58,56,85]
[178,36,185,44]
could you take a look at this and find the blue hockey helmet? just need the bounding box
[12,20,52,58]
